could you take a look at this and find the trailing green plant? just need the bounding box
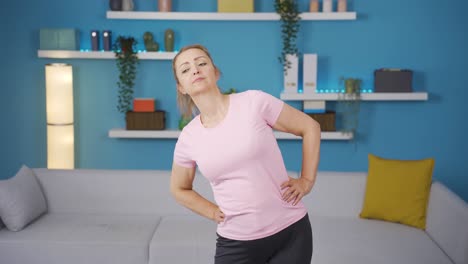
[274,0,301,74]
[113,36,139,114]
[337,77,362,136]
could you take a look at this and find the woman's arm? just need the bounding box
[273,102,321,205]
[170,163,225,223]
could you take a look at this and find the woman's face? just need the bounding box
[174,48,219,96]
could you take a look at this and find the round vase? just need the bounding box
[109,0,122,11]
[158,0,172,12]
[164,29,175,52]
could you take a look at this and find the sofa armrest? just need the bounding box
[426,182,468,264]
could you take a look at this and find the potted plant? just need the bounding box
[113,36,139,114]
[338,77,362,136]
[274,0,301,74]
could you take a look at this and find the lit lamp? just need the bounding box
[45,63,74,169]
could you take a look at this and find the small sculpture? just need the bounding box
[143,32,159,52]
[164,29,175,52]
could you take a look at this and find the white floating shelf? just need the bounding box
[108,128,352,140]
[106,11,356,21]
[280,92,429,101]
[38,50,177,60]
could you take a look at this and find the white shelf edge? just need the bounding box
[280,92,429,101]
[106,11,356,21]
[38,50,177,60]
[108,128,352,140]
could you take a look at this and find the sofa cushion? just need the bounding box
[310,215,452,264]
[0,165,47,231]
[0,213,160,264]
[303,171,367,218]
[32,168,215,215]
[149,215,217,264]
[360,154,434,229]
[426,182,468,264]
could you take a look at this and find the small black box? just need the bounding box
[374,69,413,93]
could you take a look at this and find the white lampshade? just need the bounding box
[46,64,74,124]
[47,125,74,169]
[45,63,74,169]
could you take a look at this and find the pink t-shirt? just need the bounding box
[173,90,307,241]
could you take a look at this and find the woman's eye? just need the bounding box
[181,68,189,74]
[199,62,207,66]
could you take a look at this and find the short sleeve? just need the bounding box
[173,130,196,168]
[250,90,284,126]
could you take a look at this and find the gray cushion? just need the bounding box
[0,218,4,229]
[0,165,47,231]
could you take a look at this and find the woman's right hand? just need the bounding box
[213,208,225,224]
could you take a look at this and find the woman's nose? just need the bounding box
[192,69,200,75]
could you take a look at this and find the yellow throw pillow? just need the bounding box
[359,154,434,229]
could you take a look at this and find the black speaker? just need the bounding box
[91,30,99,51]
[102,30,112,51]
[374,69,413,93]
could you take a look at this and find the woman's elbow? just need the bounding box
[307,117,321,135]
[170,184,182,202]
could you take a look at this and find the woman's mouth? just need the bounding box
[192,77,205,84]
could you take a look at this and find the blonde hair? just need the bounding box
[172,44,220,119]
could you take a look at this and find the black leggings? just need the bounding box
[214,214,313,264]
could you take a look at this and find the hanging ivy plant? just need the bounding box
[113,36,139,114]
[274,0,301,74]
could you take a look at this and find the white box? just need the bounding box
[283,54,299,94]
[303,54,318,93]
[303,100,326,113]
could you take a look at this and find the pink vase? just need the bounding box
[338,0,347,12]
[310,0,319,12]
[158,0,171,12]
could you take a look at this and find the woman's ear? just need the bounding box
[215,68,220,81]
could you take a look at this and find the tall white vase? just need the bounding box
[322,0,333,12]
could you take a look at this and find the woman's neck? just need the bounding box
[193,89,230,128]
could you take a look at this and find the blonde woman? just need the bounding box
[170,44,320,264]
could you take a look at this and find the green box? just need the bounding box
[218,0,254,12]
[40,28,79,50]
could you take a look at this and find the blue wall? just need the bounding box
[1,0,467,202]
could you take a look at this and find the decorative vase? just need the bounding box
[158,0,172,12]
[164,29,174,52]
[344,78,361,94]
[109,0,122,11]
[322,0,333,12]
[337,0,347,12]
[122,0,134,11]
[309,0,319,12]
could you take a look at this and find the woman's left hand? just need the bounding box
[281,177,314,206]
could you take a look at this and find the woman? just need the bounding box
[170,44,321,264]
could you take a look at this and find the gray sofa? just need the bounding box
[0,168,467,264]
